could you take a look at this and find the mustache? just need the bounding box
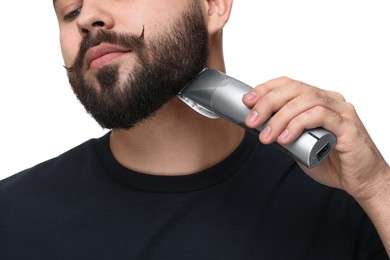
[64,26,145,73]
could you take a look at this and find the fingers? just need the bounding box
[242,76,349,144]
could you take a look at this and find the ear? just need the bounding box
[203,0,233,35]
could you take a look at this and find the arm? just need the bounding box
[356,166,390,255]
[242,76,390,255]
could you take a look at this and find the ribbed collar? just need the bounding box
[95,131,257,193]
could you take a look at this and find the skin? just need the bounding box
[54,0,390,255]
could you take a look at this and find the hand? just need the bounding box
[242,76,390,202]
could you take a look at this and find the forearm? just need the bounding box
[357,164,390,256]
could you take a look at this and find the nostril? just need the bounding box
[92,21,105,27]
[78,19,107,35]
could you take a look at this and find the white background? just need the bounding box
[1,1,389,180]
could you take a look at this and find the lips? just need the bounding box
[85,43,131,70]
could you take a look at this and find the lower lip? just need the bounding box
[89,52,128,70]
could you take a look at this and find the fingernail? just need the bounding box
[279,129,289,140]
[243,91,257,102]
[261,125,272,139]
[247,110,259,123]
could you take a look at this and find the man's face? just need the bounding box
[54,0,208,129]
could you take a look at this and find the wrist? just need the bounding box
[349,160,389,200]
[354,164,390,256]
[355,163,390,209]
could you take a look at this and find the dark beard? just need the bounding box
[66,1,208,129]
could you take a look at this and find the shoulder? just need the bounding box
[0,136,102,195]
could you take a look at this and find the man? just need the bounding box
[1,0,389,259]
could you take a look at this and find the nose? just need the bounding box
[76,2,114,36]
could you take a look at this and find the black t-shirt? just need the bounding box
[0,131,387,259]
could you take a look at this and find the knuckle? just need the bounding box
[289,114,307,130]
[254,83,271,95]
[329,90,346,101]
[286,101,301,113]
[314,106,328,115]
[344,101,357,113]
[275,76,295,86]
[278,76,291,81]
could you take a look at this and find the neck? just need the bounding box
[109,98,245,176]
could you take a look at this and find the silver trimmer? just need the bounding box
[177,68,336,168]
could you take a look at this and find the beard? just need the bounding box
[66,1,208,129]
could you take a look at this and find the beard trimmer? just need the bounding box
[177,68,336,168]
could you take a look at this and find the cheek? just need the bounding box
[60,31,80,67]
